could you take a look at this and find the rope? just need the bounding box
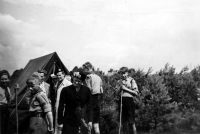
[58,53,78,66]
[9,90,30,117]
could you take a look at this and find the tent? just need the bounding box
[8,52,69,134]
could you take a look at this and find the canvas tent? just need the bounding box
[8,52,69,134]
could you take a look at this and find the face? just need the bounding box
[27,80,37,91]
[73,77,82,87]
[82,65,91,73]
[52,78,58,84]
[0,74,9,87]
[39,73,45,82]
[120,71,128,79]
[57,72,65,82]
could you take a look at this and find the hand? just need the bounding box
[47,127,54,134]
[88,122,92,130]
[57,124,63,131]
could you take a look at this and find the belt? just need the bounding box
[30,112,44,117]
[92,93,102,96]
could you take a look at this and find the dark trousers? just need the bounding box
[28,117,47,134]
[62,123,79,134]
[92,94,101,123]
[0,104,8,134]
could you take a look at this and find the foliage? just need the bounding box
[97,64,200,134]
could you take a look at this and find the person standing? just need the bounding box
[0,70,11,134]
[82,62,103,134]
[26,75,54,134]
[57,71,92,134]
[55,69,72,134]
[37,69,51,101]
[118,67,138,134]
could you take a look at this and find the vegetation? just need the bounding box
[97,64,200,134]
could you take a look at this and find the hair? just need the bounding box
[26,72,42,85]
[31,72,42,79]
[119,67,129,74]
[0,70,10,78]
[37,68,47,76]
[26,76,41,86]
[83,62,93,70]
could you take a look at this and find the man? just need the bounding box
[82,62,103,134]
[55,69,72,134]
[27,75,54,134]
[57,71,92,134]
[38,69,51,101]
[0,70,11,134]
[118,67,138,134]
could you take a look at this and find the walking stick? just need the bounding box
[118,90,123,134]
[14,84,19,134]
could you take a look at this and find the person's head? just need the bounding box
[118,67,129,79]
[72,72,83,88]
[82,62,93,72]
[26,76,41,92]
[37,68,47,82]
[0,70,10,88]
[51,74,57,84]
[65,74,71,82]
[57,69,65,82]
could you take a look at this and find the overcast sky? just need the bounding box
[0,0,199,74]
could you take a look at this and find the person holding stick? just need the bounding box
[118,67,138,134]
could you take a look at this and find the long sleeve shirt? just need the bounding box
[57,84,92,125]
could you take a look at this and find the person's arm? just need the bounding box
[100,79,103,93]
[37,93,54,132]
[46,111,54,132]
[85,75,92,91]
[57,87,67,125]
[121,85,138,95]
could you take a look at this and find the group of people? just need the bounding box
[0,62,139,134]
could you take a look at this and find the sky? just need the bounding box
[0,0,200,75]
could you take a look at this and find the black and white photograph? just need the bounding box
[0,0,200,134]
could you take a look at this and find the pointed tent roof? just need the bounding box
[10,52,68,97]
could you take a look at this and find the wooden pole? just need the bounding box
[118,90,123,134]
[15,84,19,134]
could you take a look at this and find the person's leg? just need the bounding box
[0,105,7,134]
[92,95,101,134]
[93,123,100,134]
[128,123,137,134]
[28,117,47,134]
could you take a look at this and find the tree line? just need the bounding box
[97,63,200,134]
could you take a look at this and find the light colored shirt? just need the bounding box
[122,77,138,97]
[0,87,11,105]
[85,73,103,95]
[55,77,72,134]
[40,82,46,94]
[29,92,51,113]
